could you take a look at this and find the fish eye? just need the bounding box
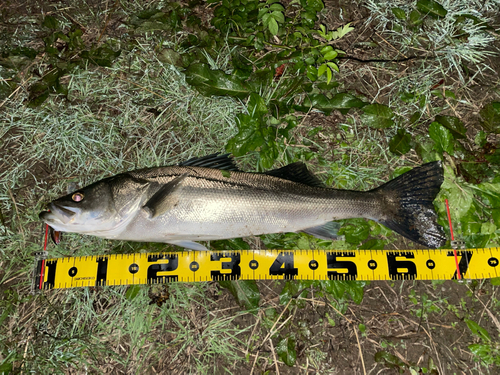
[72,192,84,202]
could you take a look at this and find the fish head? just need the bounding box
[39,178,120,234]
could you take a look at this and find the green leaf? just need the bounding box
[416,0,447,18]
[125,285,141,300]
[479,102,500,133]
[268,17,279,35]
[389,129,412,155]
[491,277,500,286]
[360,103,394,128]
[429,122,454,154]
[317,64,327,77]
[306,65,318,81]
[374,351,406,370]
[219,280,260,311]
[185,63,253,98]
[434,115,467,139]
[339,219,370,244]
[409,9,424,26]
[248,93,268,118]
[269,3,285,11]
[276,336,297,366]
[157,48,184,67]
[323,50,338,60]
[295,93,365,115]
[391,8,407,20]
[327,62,339,72]
[305,0,324,12]
[465,319,491,342]
[437,165,474,221]
[326,67,332,84]
[272,11,285,24]
[42,15,59,29]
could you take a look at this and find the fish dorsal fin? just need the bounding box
[179,153,240,171]
[143,173,188,218]
[265,162,325,187]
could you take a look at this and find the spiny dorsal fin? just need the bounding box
[179,153,240,171]
[265,162,325,187]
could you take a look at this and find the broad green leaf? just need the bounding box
[429,121,454,154]
[226,114,264,156]
[317,64,327,77]
[305,0,324,12]
[248,92,268,118]
[326,67,332,84]
[157,48,183,67]
[219,280,260,311]
[360,103,394,128]
[272,11,285,24]
[465,319,491,342]
[327,62,339,72]
[269,3,285,11]
[436,165,474,221]
[323,50,338,60]
[295,93,365,115]
[345,281,367,304]
[185,63,252,98]
[479,102,500,133]
[125,285,141,300]
[374,351,406,370]
[389,129,412,155]
[414,135,440,162]
[339,219,370,244]
[276,336,297,366]
[268,17,279,35]
[330,23,354,39]
[416,0,447,18]
[279,280,311,305]
[491,277,500,286]
[306,65,318,81]
[434,115,467,139]
[468,344,494,364]
[262,13,271,27]
[409,9,424,26]
[391,8,407,20]
[42,15,59,29]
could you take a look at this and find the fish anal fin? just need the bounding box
[265,162,325,187]
[167,240,208,251]
[143,173,188,218]
[301,221,341,240]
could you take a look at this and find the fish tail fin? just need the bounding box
[372,161,446,248]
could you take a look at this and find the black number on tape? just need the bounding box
[327,252,357,280]
[269,252,298,280]
[147,254,179,283]
[387,252,417,280]
[211,253,241,281]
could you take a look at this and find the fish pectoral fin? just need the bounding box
[167,240,208,251]
[301,221,341,240]
[142,173,188,218]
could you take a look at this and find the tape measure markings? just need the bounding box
[32,248,500,290]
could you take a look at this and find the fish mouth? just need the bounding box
[39,202,81,225]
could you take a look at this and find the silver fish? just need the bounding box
[39,154,447,249]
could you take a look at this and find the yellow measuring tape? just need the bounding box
[33,248,500,290]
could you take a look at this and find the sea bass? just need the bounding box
[39,154,447,249]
